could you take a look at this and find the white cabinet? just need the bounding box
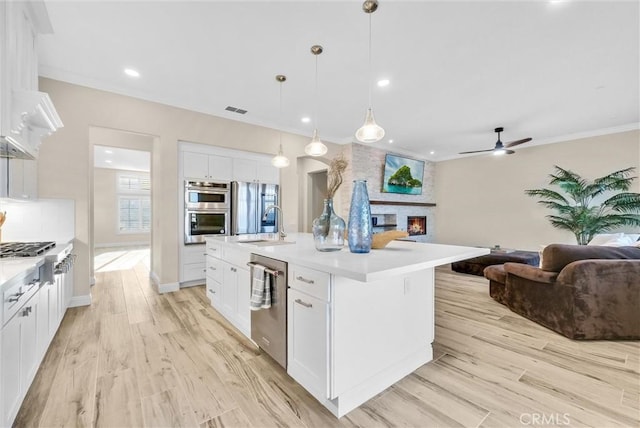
[1,293,39,427]
[232,158,279,183]
[0,2,62,162]
[287,264,330,403]
[206,239,251,337]
[221,262,238,318]
[220,261,250,335]
[1,312,21,428]
[183,151,232,181]
[180,244,207,284]
[287,287,329,402]
[36,282,50,359]
[235,267,250,333]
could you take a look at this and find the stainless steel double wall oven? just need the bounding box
[184,180,230,244]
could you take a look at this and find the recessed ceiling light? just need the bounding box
[377,79,390,87]
[124,68,140,78]
[388,139,394,144]
[301,117,311,123]
[430,151,435,155]
[105,159,112,164]
[105,149,113,154]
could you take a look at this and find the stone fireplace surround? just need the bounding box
[338,143,436,244]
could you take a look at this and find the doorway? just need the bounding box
[90,127,154,281]
[307,169,327,232]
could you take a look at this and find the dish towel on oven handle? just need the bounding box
[249,263,271,310]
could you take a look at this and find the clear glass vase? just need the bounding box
[347,180,373,253]
[312,198,346,252]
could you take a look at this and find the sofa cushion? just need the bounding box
[504,262,559,284]
[541,244,640,272]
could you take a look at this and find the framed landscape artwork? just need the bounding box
[382,154,424,195]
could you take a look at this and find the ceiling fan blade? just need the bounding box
[505,137,532,148]
[505,149,515,155]
[458,148,495,154]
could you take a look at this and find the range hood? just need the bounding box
[0,90,63,159]
[0,135,35,160]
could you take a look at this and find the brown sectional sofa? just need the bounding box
[484,244,640,340]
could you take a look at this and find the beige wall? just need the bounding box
[37,78,340,297]
[93,168,151,247]
[434,130,640,250]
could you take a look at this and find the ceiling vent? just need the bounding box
[225,106,247,114]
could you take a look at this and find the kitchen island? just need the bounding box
[205,233,488,417]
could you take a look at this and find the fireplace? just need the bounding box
[407,216,427,236]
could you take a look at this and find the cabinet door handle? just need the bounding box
[295,298,313,308]
[296,276,315,284]
[209,289,216,294]
[209,267,216,270]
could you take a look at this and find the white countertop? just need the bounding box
[0,257,44,290]
[0,240,74,290]
[209,233,489,282]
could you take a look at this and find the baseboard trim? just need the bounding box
[158,282,179,294]
[150,271,179,294]
[69,294,92,307]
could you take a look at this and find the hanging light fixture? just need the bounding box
[305,45,328,157]
[355,0,385,143]
[271,74,290,168]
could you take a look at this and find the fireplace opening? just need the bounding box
[407,216,427,236]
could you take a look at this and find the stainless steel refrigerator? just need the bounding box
[231,181,279,235]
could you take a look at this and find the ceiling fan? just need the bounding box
[459,127,532,156]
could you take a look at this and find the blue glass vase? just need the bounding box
[348,180,373,253]
[312,199,345,252]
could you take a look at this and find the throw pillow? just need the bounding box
[538,244,547,268]
[600,235,635,247]
[587,233,624,246]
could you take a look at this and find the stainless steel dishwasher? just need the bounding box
[249,254,288,369]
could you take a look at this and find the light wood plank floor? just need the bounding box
[15,260,639,427]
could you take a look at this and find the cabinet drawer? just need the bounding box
[289,265,330,301]
[206,277,221,302]
[182,263,205,282]
[206,256,223,282]
[206,240,224,258]
[183,244,207,264]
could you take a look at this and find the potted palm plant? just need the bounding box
[525,165,640,245]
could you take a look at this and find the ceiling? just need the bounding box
[94,145,150,172]
[39,1,639,161]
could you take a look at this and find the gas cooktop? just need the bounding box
[0,242,56,258]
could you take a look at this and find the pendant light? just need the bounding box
[355,0,385,143]
[305,45,328,157]
[271,74,290,168]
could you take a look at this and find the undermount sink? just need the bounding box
[238,239,295,247]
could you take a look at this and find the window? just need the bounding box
[117,173,151,233]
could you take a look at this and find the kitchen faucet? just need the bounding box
[263,205,286,240]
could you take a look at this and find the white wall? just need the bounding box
[434,130,640,250]
[37,78,341,297]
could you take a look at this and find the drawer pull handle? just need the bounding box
[209,289,216,294]
[296,276,315,285]
[295,298,313,308]
[8,292,25,302]
[209,267,216,270]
